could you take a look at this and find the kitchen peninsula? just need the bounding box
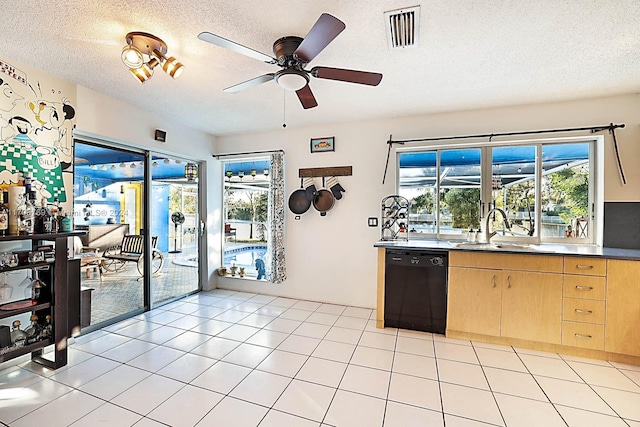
[375,240,640,366]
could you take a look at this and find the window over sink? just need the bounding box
[397,137,601,245]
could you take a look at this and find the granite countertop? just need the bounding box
[374,239,640,261]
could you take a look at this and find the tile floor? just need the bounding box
[1,289,640,426]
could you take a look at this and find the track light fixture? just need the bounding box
[122,32,184,84]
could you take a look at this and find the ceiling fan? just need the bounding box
[198,13,383,109]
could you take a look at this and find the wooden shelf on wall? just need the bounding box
[298,166,352,178]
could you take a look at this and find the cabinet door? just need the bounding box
[605,260,640,356]
[448,267,502,336]
[501,271,562,344]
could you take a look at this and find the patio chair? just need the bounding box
[102,235,164,276]
[224,223,236,241]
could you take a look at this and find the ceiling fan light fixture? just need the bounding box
[163,56,185,79]
[275,69,309,91]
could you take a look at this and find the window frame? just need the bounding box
[396,135,604,245]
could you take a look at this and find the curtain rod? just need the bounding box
[214,149,284,158]
[382,123,626,185]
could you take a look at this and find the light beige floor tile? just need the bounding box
[592,385,640,421]
[256,349,308,377]
[471,341,514,352]
[237,313,276,328]
[296,357,347,388]
[293,322,331,339]
[325,389,385,427]
[434,341,478,364]
[340,365,390,399]
[263,317,302,333]
[230,370,291,407]
[364,319,398,335]
[494,393,565,427]
[316,303,347,315]
[259,409,319,427]
[71,402,143,426]
[222,342,273,368]
[568,361,640,393]
[196,396,268,427]
[280,308,313,322]
[359,331,397,351]
[475,347,527,372]
[306,312,340,326]
[245,329,289,348]
[438,359,489,390]
[190,361,251,394]
[127,346,185,373]
[274,379,335,422]
[156,352,217,383]
[396,336,435,357]
[277,334,321,355]
[162,331,211,352]
[440,382,504,426]
[392,352,438,380]
[191,336,240,360]
[291,300,322,311]
[10,390,104,427]
[334,316,368,330]
[111,374,184,415]
[324,326,363,344]
[388,372,441,411]
[397,329,433,340]
[351,346,394,371]
[443,414,498,426]
[312,340,356,363]
[215,323,259,342]
[50,356,121,388]
[79,364,151,401]
[342,307,373,319]
[519,353,582,381]
[383,401,444,427]
[535,375,616,416]
[484,366,548,401]
[554,405,629,427]
[147,385,223,427]
[0,377,74,424]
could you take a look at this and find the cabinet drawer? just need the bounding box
[564,257,606,276]
[562,298,605,324]
[563,275,606,300]
[562,321,604,350]
[450,251,562,273]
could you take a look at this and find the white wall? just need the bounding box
[74,86,220,286]
[214,93,640,308]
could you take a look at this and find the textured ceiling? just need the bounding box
[1,1,638,136]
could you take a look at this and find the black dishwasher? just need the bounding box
[384,250,448,334]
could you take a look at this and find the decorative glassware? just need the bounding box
[0,272,11,301]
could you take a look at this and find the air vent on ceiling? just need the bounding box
[384,6,420,49]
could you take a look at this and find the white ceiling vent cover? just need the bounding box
[384,6,420,49]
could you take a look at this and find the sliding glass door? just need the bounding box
[74,140,202,330]
[150,156,200,305]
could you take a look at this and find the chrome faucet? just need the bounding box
[484,207,511,243]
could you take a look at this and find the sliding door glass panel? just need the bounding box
[541,143,590,239]
[151,156,200,305]
[74,141,145,327]
[399,151,437,236]
[491,145,537,238]
[438,148,481,236]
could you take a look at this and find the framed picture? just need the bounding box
[310,136,335,153]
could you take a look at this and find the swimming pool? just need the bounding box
[223,245,267,270]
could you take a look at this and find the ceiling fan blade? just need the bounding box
[311,66,383,86]
[296,85,318,109]
[198,32,276,63]
[294,13,346,63]
[224,74,275,93]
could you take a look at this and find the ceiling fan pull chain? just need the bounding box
[282,89,287,128]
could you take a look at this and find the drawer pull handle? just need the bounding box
[493,275,497,288]
[576,264,594,269]
[575,333,592,339]
[507,275,512,289]
[574,309,593,314]
[575,285,593,291]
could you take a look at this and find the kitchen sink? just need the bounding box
[452,242,541,252]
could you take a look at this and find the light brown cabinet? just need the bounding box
[448,252,562,345]
[605,259,640,357]
[561,256,607,351]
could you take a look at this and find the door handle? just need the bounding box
[200,220,205,237]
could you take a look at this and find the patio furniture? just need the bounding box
[79,249,104,280]
[102,235,164,276]
[224,223,236,241]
